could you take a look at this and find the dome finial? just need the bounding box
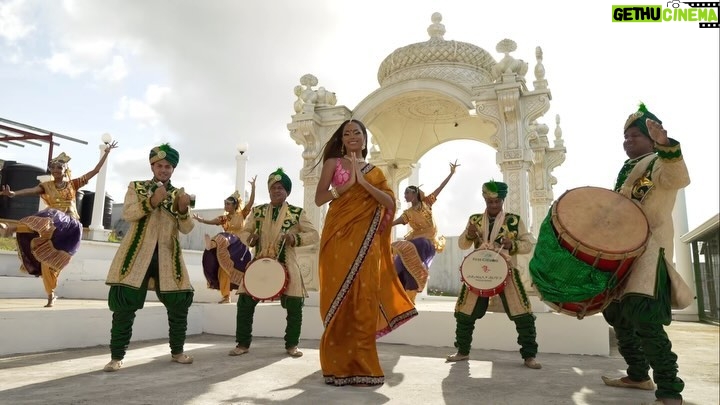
[427,12,445,40]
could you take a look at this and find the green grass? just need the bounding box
[0,237,17,251]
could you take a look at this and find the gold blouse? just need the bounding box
[219,211,245,237]
[39,176,89,220]
[400,194,446,252]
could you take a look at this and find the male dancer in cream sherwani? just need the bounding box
[104,144,195,372]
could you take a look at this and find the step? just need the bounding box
[0,295,609,357]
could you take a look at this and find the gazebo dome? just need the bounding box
[377,12,497,88]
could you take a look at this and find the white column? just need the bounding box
[409,162,420,186]
[88,134,112,241]
[235,143,248,201]
[672,188,699,321]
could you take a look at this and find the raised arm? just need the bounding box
[241,175,257,219]
[645,119,690,191]
[428,160,459,199]
[77,141,118,182]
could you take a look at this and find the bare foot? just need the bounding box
[44,292,57,308]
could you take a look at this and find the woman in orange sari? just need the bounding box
[315,119,417,387]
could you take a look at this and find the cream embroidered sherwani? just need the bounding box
[237,202,318,298]
[456,212,536,317]
[614,141,693,307]
[105,180,195,292]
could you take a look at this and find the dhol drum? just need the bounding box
[459,248,511,297]
[242,257,289,301]
[532,186,649,318]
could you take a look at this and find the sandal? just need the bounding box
[228,346,249,356]
[171,352,193,364]
[286,346,303,358]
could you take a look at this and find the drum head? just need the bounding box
[554,186,649,254]
[243,258,288,300]
[460,249,510,297]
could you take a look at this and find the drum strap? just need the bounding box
[631,157,658,203]
[259,203,289,258]
[480,210,505,248]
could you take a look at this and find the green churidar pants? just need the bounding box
[108,247,194,360]
[602,249,684,401]
[453,292,538,359]
[603,300,684,400]
[235,294,303,349]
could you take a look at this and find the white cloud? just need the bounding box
[0,0,35,42]
[44,51,86,76]
[44,37,127,81]
[114,85,171,127]
[94,54,127,82]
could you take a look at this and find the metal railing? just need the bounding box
[682,214,720,325]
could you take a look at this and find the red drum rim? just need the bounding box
[552,186,649,255]
[243,257,289,301]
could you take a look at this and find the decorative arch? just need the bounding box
[287,13,566,291]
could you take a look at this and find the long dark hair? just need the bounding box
[406,185,425,203]
[312,119,369,169]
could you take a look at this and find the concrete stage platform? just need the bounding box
[0,295,609,357]
[0,321,716,405]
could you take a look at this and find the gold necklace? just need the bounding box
[343,155,365,163]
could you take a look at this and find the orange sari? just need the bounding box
[319,164,417,386]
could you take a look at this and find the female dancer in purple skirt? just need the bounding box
[391,161,458,302]
[193,176,256,303]
[0,143,118,307]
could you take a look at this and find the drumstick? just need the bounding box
[492,238,507,260]
[492,244,504,260]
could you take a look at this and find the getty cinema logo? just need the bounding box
[612,1,719,28]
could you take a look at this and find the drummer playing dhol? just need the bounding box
[230,168,319,358]
[447,180,542,370]
[600,104,692,405]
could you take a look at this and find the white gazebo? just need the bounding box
[288,13,566,291]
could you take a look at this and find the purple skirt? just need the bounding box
[15,208,82,276]
[394,237,436,291]
[202,232,252,290]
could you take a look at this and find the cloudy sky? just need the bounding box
[0,0,717,237]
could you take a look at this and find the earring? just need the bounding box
[341,144,346,155]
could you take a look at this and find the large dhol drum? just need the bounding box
[242,257,289,301]
[530,186,649,318]
[459,248,511,297]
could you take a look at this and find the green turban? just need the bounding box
[149,143,180,167]
[482,180,508,199]
[624,102,662,138]
[268,167,292,194]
